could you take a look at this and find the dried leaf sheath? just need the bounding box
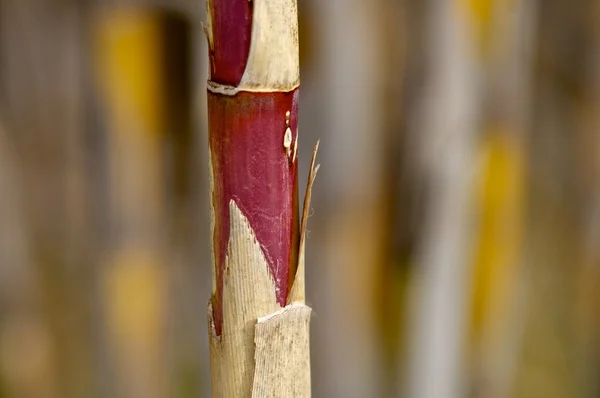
[205,0,313,396]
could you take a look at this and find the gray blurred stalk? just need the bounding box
[307,0,395,396]
[403,0,479,397]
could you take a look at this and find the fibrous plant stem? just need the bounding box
[204,0,317,397]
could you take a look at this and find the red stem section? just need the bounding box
[208,0,300,336]
[209,89,300,336]
[208,0,252,85]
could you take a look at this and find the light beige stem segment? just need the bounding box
[208,145,319,398]
[238,0,300,91]
[253,304,311,397]
[207,204,311,398]
[208,201,279,398]
[205,0,300,93]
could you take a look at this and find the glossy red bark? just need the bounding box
[208,0,252,85]
[209,89,300,335]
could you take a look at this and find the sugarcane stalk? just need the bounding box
[204,0,317,397]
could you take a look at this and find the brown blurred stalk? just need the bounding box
[0,1,92,397]
[575,2,600,395]
[511,1,591,397]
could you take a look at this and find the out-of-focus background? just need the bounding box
[1,0,599,397]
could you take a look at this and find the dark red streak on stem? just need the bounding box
[209,0,252,85]
[209,89,300,336]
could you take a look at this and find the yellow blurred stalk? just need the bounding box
[461,0,535,395]
[460,0,496,55]
[93,7,167,398]
[469,130,525,398]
